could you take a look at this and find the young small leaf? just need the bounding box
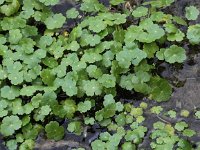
[185,6,199,20]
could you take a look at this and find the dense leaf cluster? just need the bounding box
[0,0,199,149]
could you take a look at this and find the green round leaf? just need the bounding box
[185,6,199,20]
[0,0,20,16]
[0,115,22,136]
[187,24,200,44]
[77,100,92,113]
[110,0,125,5]
[67,121,82,135]
[9,29,22,44]
[91,140,106,150]
[164,45,186,63]
[149,77,172,102]
[38,0,59,6]
[122,142,136,150]
[98,74,116,88]
[132,6,148,18]
[44,13,66,29]
[83,79,102,96]
[1,86,20,100]
[45,121,64,141]
[66,8,79,19]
